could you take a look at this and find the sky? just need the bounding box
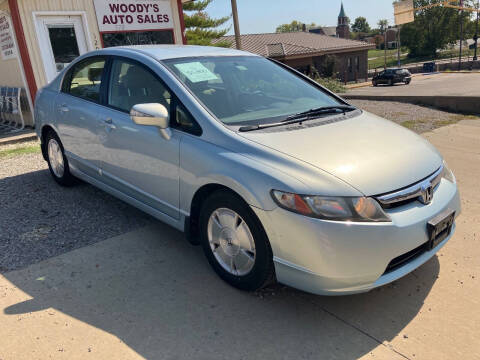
[204,0,396,35]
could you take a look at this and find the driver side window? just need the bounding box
[108,59,171,114]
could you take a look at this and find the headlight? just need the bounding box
[271,190,391,222]
[442,160,456,184]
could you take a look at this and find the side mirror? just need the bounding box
[130,103,171,140]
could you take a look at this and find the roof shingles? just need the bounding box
[216,32,374,58]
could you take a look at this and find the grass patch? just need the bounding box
[0,145,41,159]
[459,114,480,120]
[448,114,480,122]
[368,48,407,59]
[369,48,477,71]
[436,119,458,127]
[401,120,419,129]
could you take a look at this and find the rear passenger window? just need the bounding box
[67,58,106,103]
[108,59,171,113]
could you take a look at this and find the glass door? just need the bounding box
[36,15,89,83]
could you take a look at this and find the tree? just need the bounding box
[377,19,389,33]
[276,20,316,33]
[400,0,477,58]
[351,17,371,33]
[183,0,231,46]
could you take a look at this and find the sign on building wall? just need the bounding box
[0,13,17,60]
[93,0,173,32]
[394,0,414,25]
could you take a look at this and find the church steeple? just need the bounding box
[336,2,350,38]
[339,2,346,18]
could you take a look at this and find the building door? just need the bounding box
[35,15,89,83]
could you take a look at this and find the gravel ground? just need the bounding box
[1,101,477,273]
[350,100,480,133]
[0,142,154,273]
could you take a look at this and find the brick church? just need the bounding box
[336,2,350,39]
[309,2,351,39]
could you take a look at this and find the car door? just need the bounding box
[377,70,386,84]
[55,56,108,178]
[95,57,182,220]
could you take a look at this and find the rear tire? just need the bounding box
[45,131,76,187]
[199,190,275,291]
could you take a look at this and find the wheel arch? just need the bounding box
[186,182,267,246]
[40,124,57,160]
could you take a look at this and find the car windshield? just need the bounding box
[163,56,342,126]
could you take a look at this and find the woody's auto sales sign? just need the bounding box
[93,0,173,32]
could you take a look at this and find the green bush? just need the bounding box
[312,76,346,93]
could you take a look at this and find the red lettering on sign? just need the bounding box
[108,4,120,13]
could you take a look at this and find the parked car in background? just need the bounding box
[372,68,412,86]
[35,45,460,296]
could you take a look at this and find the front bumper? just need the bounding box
[253,178,461,296]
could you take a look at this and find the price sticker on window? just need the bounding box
[174,62,218,83]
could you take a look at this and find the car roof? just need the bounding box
[105,45,257,60]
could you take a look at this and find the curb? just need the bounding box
[339,94,480,114]
[0,132,37,146]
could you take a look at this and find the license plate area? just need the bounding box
[427,208,455,250]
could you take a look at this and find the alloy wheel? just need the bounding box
[48,138,65,178]
[207,208,256,276]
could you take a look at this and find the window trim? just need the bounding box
[104,55,203,136]
[61,55,109,105]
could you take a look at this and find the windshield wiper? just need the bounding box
[238,105,356,132]
[285,105,356,121]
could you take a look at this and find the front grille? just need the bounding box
[375,166,443,209]
[383,242,429,274]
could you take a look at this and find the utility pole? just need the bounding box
[459,1,464,70]
[231,0,242,50]
[474,0,479,60]
[397,26,401,67]
[384,28,387,69]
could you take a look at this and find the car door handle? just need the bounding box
[103,118,116,131]
[58,104,69,113]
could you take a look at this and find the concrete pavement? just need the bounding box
[1,120,479,360]
[343,73,480,113]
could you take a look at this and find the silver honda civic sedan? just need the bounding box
[34,45,461,295]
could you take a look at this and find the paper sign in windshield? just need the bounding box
[174,62,218,83]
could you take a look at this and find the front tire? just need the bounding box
[45,131,76,186]
[199,190,274,291]
[372,80,378,87]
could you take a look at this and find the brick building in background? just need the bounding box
[218,32,374,82]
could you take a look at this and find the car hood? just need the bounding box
[238,111,442,196]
